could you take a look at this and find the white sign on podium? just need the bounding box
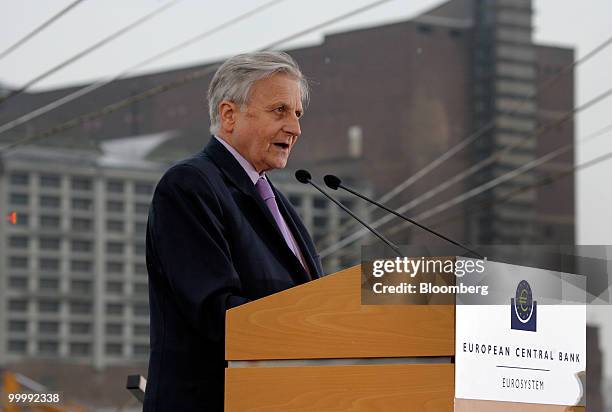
[455,259,586,407]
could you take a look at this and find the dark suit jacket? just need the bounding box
[143,137,323,411]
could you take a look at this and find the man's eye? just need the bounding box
[274,107,285,113]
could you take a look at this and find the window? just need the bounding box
[40,196,60,208]
[106,323,123,335]
[9,320,27,332]
[71,198,92,211]
[134,282,148,295]
[9,299,28,312]
[39,300,60,313]
[106,220,124,232]
[106,281,123,294]
[106,241,124,254]
[134,263,147,275]
[39,321,59,334]
[9,256,28,269]
[133,344,149,356]
[8,340,27,354]
[106,180,124,193]
[40,237,60,251]
[38,340,58,355]
[9,276,28,290]
[133,304,149,317]
[10,193,29,205]
[313,216,328,228]
[288,195,302,207]
[449,28,463,38]
[70,259,92,273]
[134,202,150,215]
[39,258,59,271]
[72,218,92,232]
[70,301,91,314]
[70,280,91,293]
[106,303,123,315]
[134,324,149,336]
[313,198,327,209]
[70,322,91,334]
[40,174,61,188]
[134,182,153,195]
[71,177,92,191]
[9,236,29,248]
[106,262,124,274]
[134,242,145,255]
[134,222,147,235]
[40,215,60,228]
[15,213,29,226]
[106,343,122,355]
[340,199,355,210]
[71,239,92,253]
[70,342,91,356]
[39,278,59,291]
[417,24,433,34]
[106,200,124,213]
[10,172,29,185]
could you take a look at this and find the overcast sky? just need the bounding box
[1,0,612,379]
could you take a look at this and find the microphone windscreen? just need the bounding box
[323,175,342,190]
[295,169,312,184]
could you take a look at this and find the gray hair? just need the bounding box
[207,51,309,134]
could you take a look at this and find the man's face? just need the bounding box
[220,73,303,173]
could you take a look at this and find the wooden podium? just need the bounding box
[224,265,455,411]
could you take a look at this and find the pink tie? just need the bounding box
[255,177,308,271]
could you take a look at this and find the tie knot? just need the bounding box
[255,177,275,201]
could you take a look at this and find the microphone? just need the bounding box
[323,174,484,259]
[295,170,403,256]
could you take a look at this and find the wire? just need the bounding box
[0,0,396,152]
[420,125,612,234]
[319,87,612,257]
[0,0,183,105]
[0,0,86,62]
[0,0,288,135]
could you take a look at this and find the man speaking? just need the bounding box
[143,52,323,411]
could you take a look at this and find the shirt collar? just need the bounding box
[214,135,264,185]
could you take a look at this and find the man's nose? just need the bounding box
[284,114,301,137]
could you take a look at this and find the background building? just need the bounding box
[0,137,164,369]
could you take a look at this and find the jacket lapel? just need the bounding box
[203,138,282,236]
[271,181,320,280]
[202,137,310,281]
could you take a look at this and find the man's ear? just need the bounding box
[219,101,238,133]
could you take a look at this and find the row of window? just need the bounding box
[8,256,146,274]
[8,236,145,254]
[9,194,150,214]
[7,299,149,316]
[6,214,147,232]
[8,320,149,336]
[9,172,154,195]
[7,340,149,356]
[8,276,148,294]
[287,195,332,210]
[9,256,91,272]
